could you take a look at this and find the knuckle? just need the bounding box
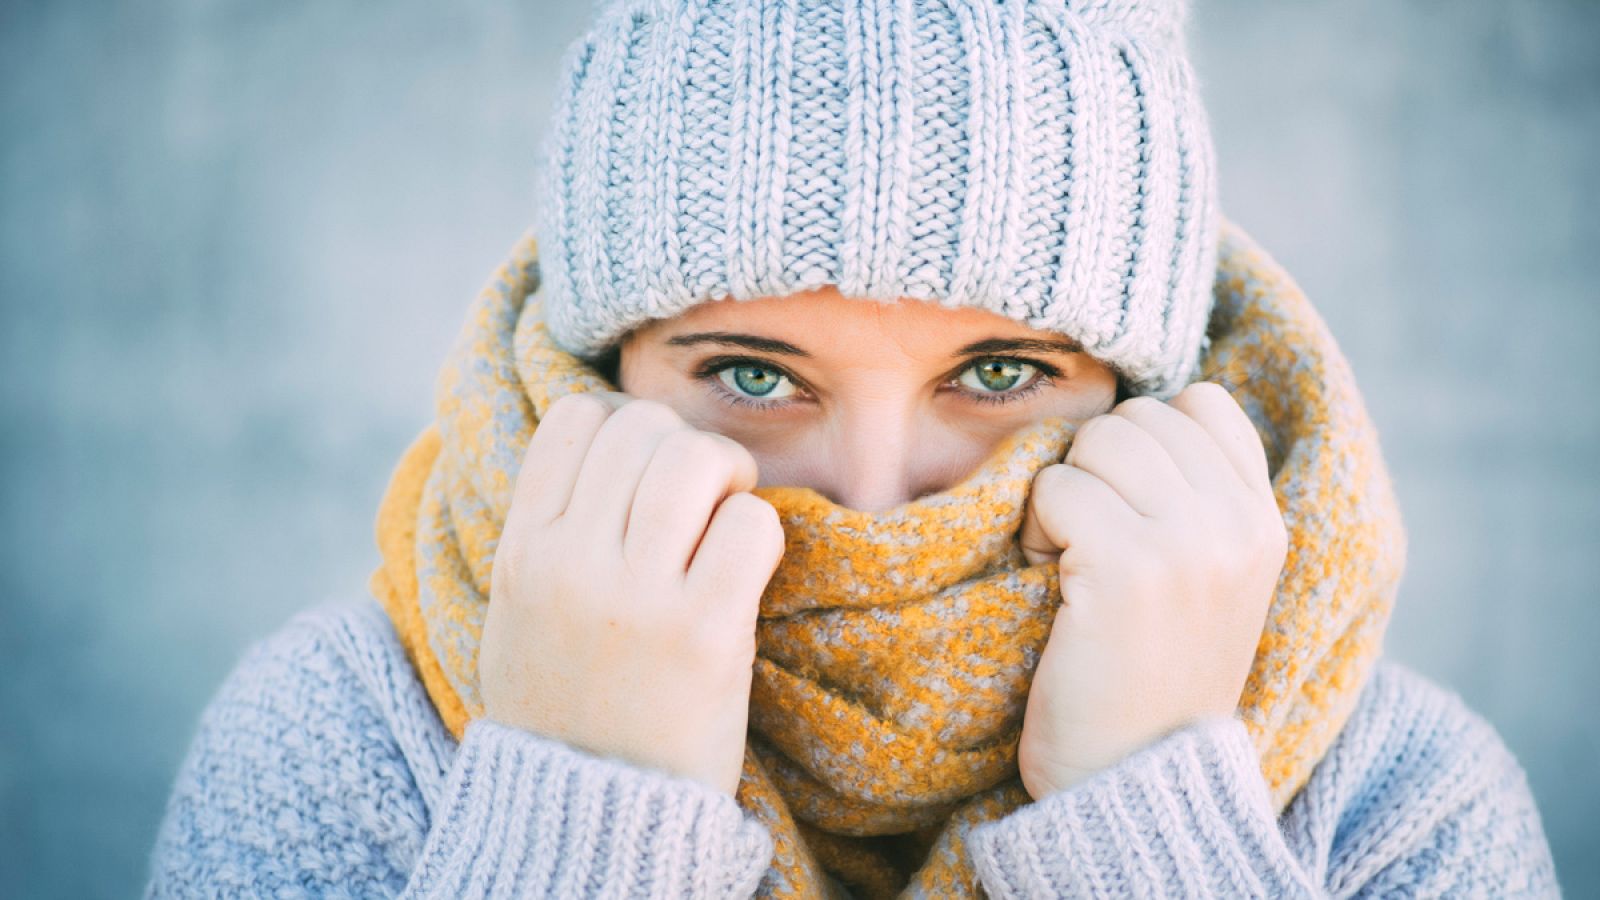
[1217,502,1285,572]
[1069,414,1132,461]
[1096,413,1137,439]
[1032,463,1083,504]
[1114,394,1166,419]
[655,427,720,467]
[1185,380,1231,402]
[1033,461,1069,491]
[1235,490,1280,534]
[549,390,612,422]
[704,433,753,475]
[753,501,786,549]
[725,493,784,547]
[1195,381,1245,417]
[1067,417,1106,460]
[711,431,759,469]
[534,393,611,445]
[614,397,684,432]
[721,490,775,528]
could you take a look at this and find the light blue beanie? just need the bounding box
[534,0,1220,399]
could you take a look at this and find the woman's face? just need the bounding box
[616,285,1120,512]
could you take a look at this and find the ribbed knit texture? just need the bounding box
[144,596,1562,898]
[535,0,1220,399]
[365,215,1408,897]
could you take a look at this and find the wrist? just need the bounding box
[1018,723,1190,802]
[1019,755,1104,802]
[1018,729,1089,802]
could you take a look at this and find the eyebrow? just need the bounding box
[664,332,812,356]
[955,336,1084,356]
[663,332,1084,358]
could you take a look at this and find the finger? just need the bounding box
[1019,462,1140,565]
[563,398,689,540]
[512,391,628,525]
[1063,414,1189,517]
[1108,395,1240,496]
[571,390,635,412]
[624,429,760,572]
[684,492,785,622]
[1166,382,1273,498]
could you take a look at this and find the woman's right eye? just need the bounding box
[716,363,798,400]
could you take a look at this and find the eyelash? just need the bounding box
[691,354,1062,411]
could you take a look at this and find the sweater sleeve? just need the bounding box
[144,606,775,898]
[966,675,1560,899]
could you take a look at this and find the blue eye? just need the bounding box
[716,364,797,400]
[957,358,1037,393]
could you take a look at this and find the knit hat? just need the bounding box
[534,0,1220,400]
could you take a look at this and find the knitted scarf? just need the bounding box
[369,216,1406,899]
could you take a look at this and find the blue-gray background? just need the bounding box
[3,1,1596,895]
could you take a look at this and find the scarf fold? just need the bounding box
[370,215,1406,899]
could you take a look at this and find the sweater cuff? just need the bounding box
[405,718,774,899]
[968,717,1317,899]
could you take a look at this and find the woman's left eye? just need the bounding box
[956,358,1038,394]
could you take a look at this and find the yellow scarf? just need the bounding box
[369,216,1406,899]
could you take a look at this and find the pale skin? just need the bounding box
[481,284,1288,801]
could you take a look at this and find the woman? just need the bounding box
[146,0,1560,896]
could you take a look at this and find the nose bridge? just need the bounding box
[825,396,920,513]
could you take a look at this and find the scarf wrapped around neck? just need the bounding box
[369,216,1406,899]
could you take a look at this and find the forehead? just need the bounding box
[642,286,1052,351]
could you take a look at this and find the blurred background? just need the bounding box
[2,0,1596,895]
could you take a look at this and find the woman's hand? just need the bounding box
[1015,381,1288,801]
[480,392,786,798]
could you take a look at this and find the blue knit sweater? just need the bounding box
[144,597,1560,897]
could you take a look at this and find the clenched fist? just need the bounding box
[1015,381,1288,800]
[480,392,786,797]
